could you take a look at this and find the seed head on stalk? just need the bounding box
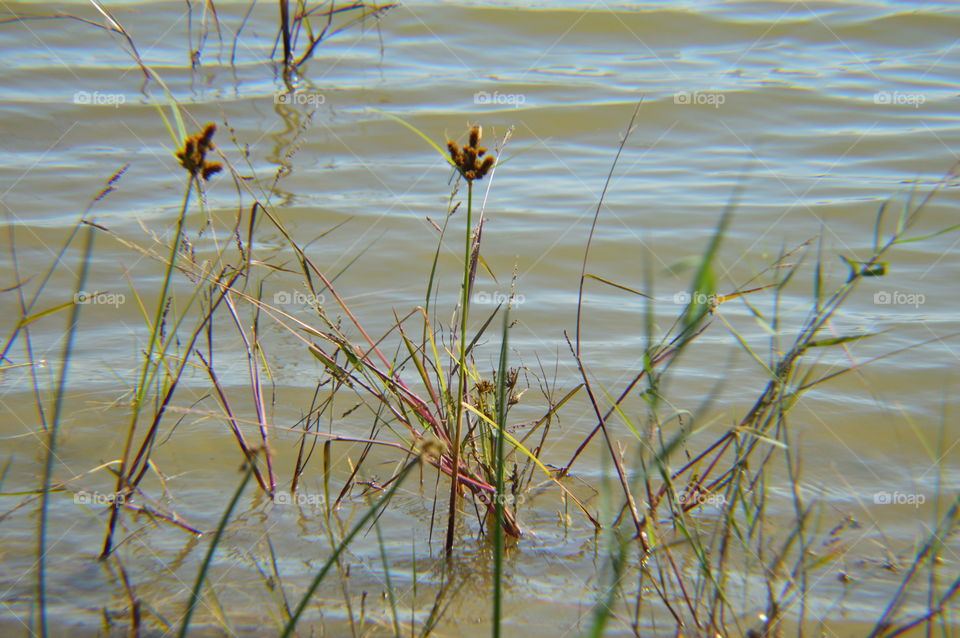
[447,125,495,182]
[176,123,222,181]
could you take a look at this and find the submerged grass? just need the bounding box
[273,0,397,84]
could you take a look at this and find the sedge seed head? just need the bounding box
[448,125,494,182]
[201,162,223,180]
[177,122,221,181]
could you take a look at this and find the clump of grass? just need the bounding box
[98,121,275,561]
[274,0,398,82]
[571,157,960,635]
[161,110,959,635]
[4,9,959,632]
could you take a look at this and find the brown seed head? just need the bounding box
[201,162,223,180]
[476,379,495,394]
[200,123,217,148]
[478,155,495,178]
[447,141,465,172]
[177,123,221,181]
[448,125,495,182]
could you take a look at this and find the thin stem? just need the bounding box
[445,179,472,557]
[36,225,95,637]
[493,306,510,638]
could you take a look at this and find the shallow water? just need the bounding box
[2,0,959,635]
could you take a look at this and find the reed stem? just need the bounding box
[492,305,509,638]
[445,179,473,557]
[36,225,95,638]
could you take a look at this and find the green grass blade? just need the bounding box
[368,108,455,168]
[36,225,95,638]
[177,458,257,638]
[492,307,509,638]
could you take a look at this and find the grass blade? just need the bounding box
[36,225,95,638]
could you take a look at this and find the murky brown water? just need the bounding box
[2,1,959,635]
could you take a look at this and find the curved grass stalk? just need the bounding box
[36,225,95,638]
[445,179,473,557]
[492,306,510,638]
[177,454,259,637]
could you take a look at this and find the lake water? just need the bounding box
[2,1,959,635]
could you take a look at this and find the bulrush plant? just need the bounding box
[445,124,495,556]
[98,122,273,562]
[256,120,602,561]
